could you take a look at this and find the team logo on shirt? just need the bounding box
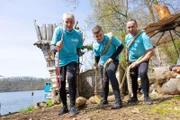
[135,39,140,43]
[72,39,78,42]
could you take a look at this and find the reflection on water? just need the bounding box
[0,90,45,115]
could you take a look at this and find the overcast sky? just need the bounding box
[0,0,93,78]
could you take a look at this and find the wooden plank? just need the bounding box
[53,23,57,33]
[47,24,53,40]
[34,20,42,41]
[41,24,47,40]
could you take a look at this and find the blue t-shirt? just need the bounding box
[51,26,83,66]
[125,32,153,62]
[93,34,122,66]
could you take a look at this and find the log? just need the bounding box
[40,24,47,40]
[162,78,180,95]
[47,24,53,40]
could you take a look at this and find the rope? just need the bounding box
[56,29,64,89]
[124,55,144,98]
[120,30,145,97]
[94,33,113,95]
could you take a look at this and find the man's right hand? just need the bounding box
[56,41,63,51]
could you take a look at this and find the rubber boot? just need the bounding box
[144,95,152,105]
[58,106,68,115]
[111,90,122,109]
[69,106,79,115]
[99,85,109,106]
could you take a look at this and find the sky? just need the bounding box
[0,0,94,78]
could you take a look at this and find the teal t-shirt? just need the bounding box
[51,26,83,67]
[93,34,122,66]
[125,32,153,62]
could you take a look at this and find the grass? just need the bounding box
[146,95,180,118]
[19,106,35,113]
[46,100,53,106]
[19,100,53,113]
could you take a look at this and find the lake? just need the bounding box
[0,90,46,115]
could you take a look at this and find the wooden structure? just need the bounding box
[144,5,180,67]
[33,20,103,103]
[33,20,59,104]
[144,6,180,56]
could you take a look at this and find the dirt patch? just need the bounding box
[1,94,180,120]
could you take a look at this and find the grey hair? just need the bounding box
[63,12,75,20]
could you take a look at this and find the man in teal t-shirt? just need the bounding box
[51,12,82,116]
[93,25,124,109]
[125,19,154,105]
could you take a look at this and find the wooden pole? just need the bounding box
[34,20,42,41]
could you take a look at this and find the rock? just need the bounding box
[40,102,48,108]
[172,66,180,73]
[154,67,169,85]
[108,95,115,102]
[149,83,156,93]
[156,84,163,94]
[164,71,175,79]
[131,108,140,114]
[162,78,180,95]
[148,72,156,84]
[176,75,180,79]
[150,89,158,96]
[76,96,87,107]
[34,102,48,109]
[88,96,96,104]
[176,78,180,92]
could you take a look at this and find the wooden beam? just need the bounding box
[41,24,47,40]
[47,24,53,41]
[34,20,42,41]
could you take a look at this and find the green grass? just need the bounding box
[19,106,35,113]
[172,95,180,100]
[46,100,53,106]
[147,96,180,117]
[19,100,53,113]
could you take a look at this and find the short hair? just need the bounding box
[92,25,103,34]
[63,12,75,20]
[127,19,137,25]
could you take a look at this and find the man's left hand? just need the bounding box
[131,61,140,68]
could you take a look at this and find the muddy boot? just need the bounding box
[58,106,68,115]
[111,90,122,109]
[70,106,79,115]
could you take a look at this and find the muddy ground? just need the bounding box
[1,94,180,120]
